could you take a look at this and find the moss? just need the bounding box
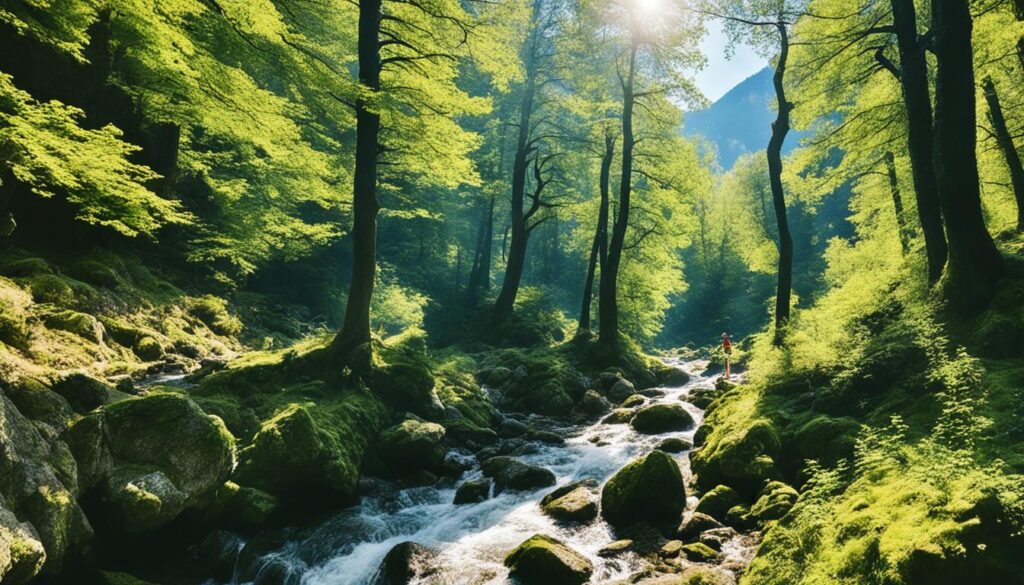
[43,310,105,343]
[66,260,123,289]
[504,534,593,585]
[185,295,243,336]
[630,404,695,434]
[682,542,723,563]
[376,416,446,473]
[601,450,686,530]
[132,336,164,361]
[691,398,782,498]
[29,274,74,305]
[750,481,798,524]
[694,485,745,522]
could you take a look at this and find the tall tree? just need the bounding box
[982,77,1024,231]
[579,128,615,332]
[931,0,1003,311]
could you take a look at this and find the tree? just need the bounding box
[579,129,616,332]
[982,77,1024,231]
[931,0,1003,312]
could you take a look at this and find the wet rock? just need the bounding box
[656,367,691,387]
[601,450,686,529]
[580,390,612,416]
[659,539,683,558]
[687,386,719,409]
[630,404,695,434]
[682,542,723,563]
[190,529,244,582]
[596,371,623,392]
[597,539,634,557]
[52,373,111,414]
[750,480,798,523]
[374,541,436,585]
[540,480,599,523]
[638,388,665,398]
[655,437,692,453]
[620,394,646,409]
[504,534,593,585]
[499,417,529,437]
[607,379,637,403]
[677,512,723,541]
[699,532,727,551]
[694,485,745,522]
[453,478,491,504]
[693,424,712,447]
[481,456,556,494]
[602,409,633,425]
[377,416,447,473]
[526,428,564,444]
[205,481,280,531]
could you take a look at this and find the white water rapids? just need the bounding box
[230,358,756,585]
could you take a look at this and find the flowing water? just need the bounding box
[232,358,757,585]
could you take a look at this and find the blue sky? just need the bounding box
[693,20,767,103]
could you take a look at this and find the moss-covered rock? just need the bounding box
[504,534,593,585]
[677,512,723,542]
[540,481,599,523]
[601,450,686,529]
[630,404,695,434]
[52,373,111,414]
[579,390,612,416]
[185,295,243,337]
[4,379,74,432]
[620,394,646,409]
[656,437,692,453]
[607,378,637,403]
[750,481,798,524]
[693,485,745,522]
[597,539,633,557]
[369,358,445,419]
[481,456,556,494]
[29,275,73,305]
[602,409,634,425]
[376,541,436,585]
[0,504,46,585]
[132,336,164,361]
[655,365,690,387]
[377,416,447,474]
[690,418,781,498]
[678,566,736,585]
[205,481,280,531]
[453,478,491,504]
[682,542,722,563]
[0,257,53,278]
[62,393,234,533]
[791,416,859,468]
[43,310,105,344]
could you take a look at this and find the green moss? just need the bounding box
[132,336,164,361]
[694,485,745,521]
[630,404,695,434]
[0,256,53,278]
[601,450,686,529]
[504,534,593,585]
[691,392,782,498]
[185,295,243,336]
[29,274,74,305]
[44,310,105,343]
[682,542,722,563]
[750,481,799,524]
[66,259,123,289]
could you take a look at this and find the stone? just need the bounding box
[597,539,634,557]
[620,394,646,409]
[540,481,598,523]
[133,336,164,361]
[694,485,745,522]
[607,379,637,403]
[453,478,491,504]
[602,409,633,425]
[657,367,691,387]
[0,504,46,585]
[190,529,244,582]
[655,437,693,453]
[579,390,612,416]
[750,481,798,523]
[682,542,723,563]
[630,404,695,434]
[504,534,593,585]
[483,367,513,386]
[601,450,686,529]
[481,457,556,494]
[660,539,684,558]
[377,417,447,473]
[677,512,723,541]
[499,417,528,437]
[374,541,436,585]
[44,310,105,343]
[678,566,736,585]
[51,373,111,414]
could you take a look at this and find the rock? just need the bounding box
[630,404,695,434]
[44,310,105,343]
[370,361,445,419]
[1,395,92,577]
[579,390,612,416]
[682,542,723,563]
[374,541,436,585]
[660,539,683,558]
[526,428,564,444]
[481,457,556,494]
[678,566,736,585]
[724,504,753,529]
[453,478,491,504]
[3,379,74,431]
[597,539,633,557]
[378,417,447,474]
[677,512,723,541]
[205,481,279,531]
[690,419,781,498]
[52,373,111,414]
[694,485,745,522]
[133,336,165,361]
[655,437,692,453]
[504,534,593,585]
[62,393,234,533]
[656,367,690,387]
[607,379,637,403]
[499,417,528,437]
[750,481,798,523]
[190,529,244,582]
[482,367,513,386]
[540,481,598,523]
[687,386,719,409]
[602,409,633,425]
[601,450,686,529]
[693,424,712,447]
[792,416,859,467]
[620,394,646,409]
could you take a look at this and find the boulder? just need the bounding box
[4,379,74,432]
[677,512,723,542]
[602,409,633,425]
[43,310,105,343]
[630,404,695,434]
[678,567,736,585]
[620,394,646,409]
[1,395,92,577]
[190,529,244,582]
[655,437,692,453]
[750,481,798,523]
[682,542,722,563]
[656,367,691,387]
[504,534,593,585]
[133,336,164,361]
[540,481,598,523]
[377,417,447,473]
[205,482,280,531]
[694,485,745,522]
[374,541,436,585]
[607,379,637,403]
[792,416,859,468]
[453,479,491,505]
[481,457,556,494]
[52,373,111,414]
[481,367,513,386]
[601,450,686,529]
[579,390,612,416]
[62,393,234,533]
[690,419,781,498]
[597,539,633,557]
[660,539,684,558]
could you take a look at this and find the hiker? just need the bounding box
[722,332,732,379]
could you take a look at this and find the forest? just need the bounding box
[1,0,1023,583]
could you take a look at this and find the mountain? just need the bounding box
[683,66,803,170]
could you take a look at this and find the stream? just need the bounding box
[227,358,757,585]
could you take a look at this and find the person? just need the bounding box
[721,332,732,379]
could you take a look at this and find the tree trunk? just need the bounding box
[599,44,638,348]
[768,24,793,347]
[578,132,615,333]
[466,195,494,304]
[890,0,948,283]
[982,77,1024,231]
[332,0,382,359]
[885,152,912,254]
[932,0,1003,312]
[490,15,541,330]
